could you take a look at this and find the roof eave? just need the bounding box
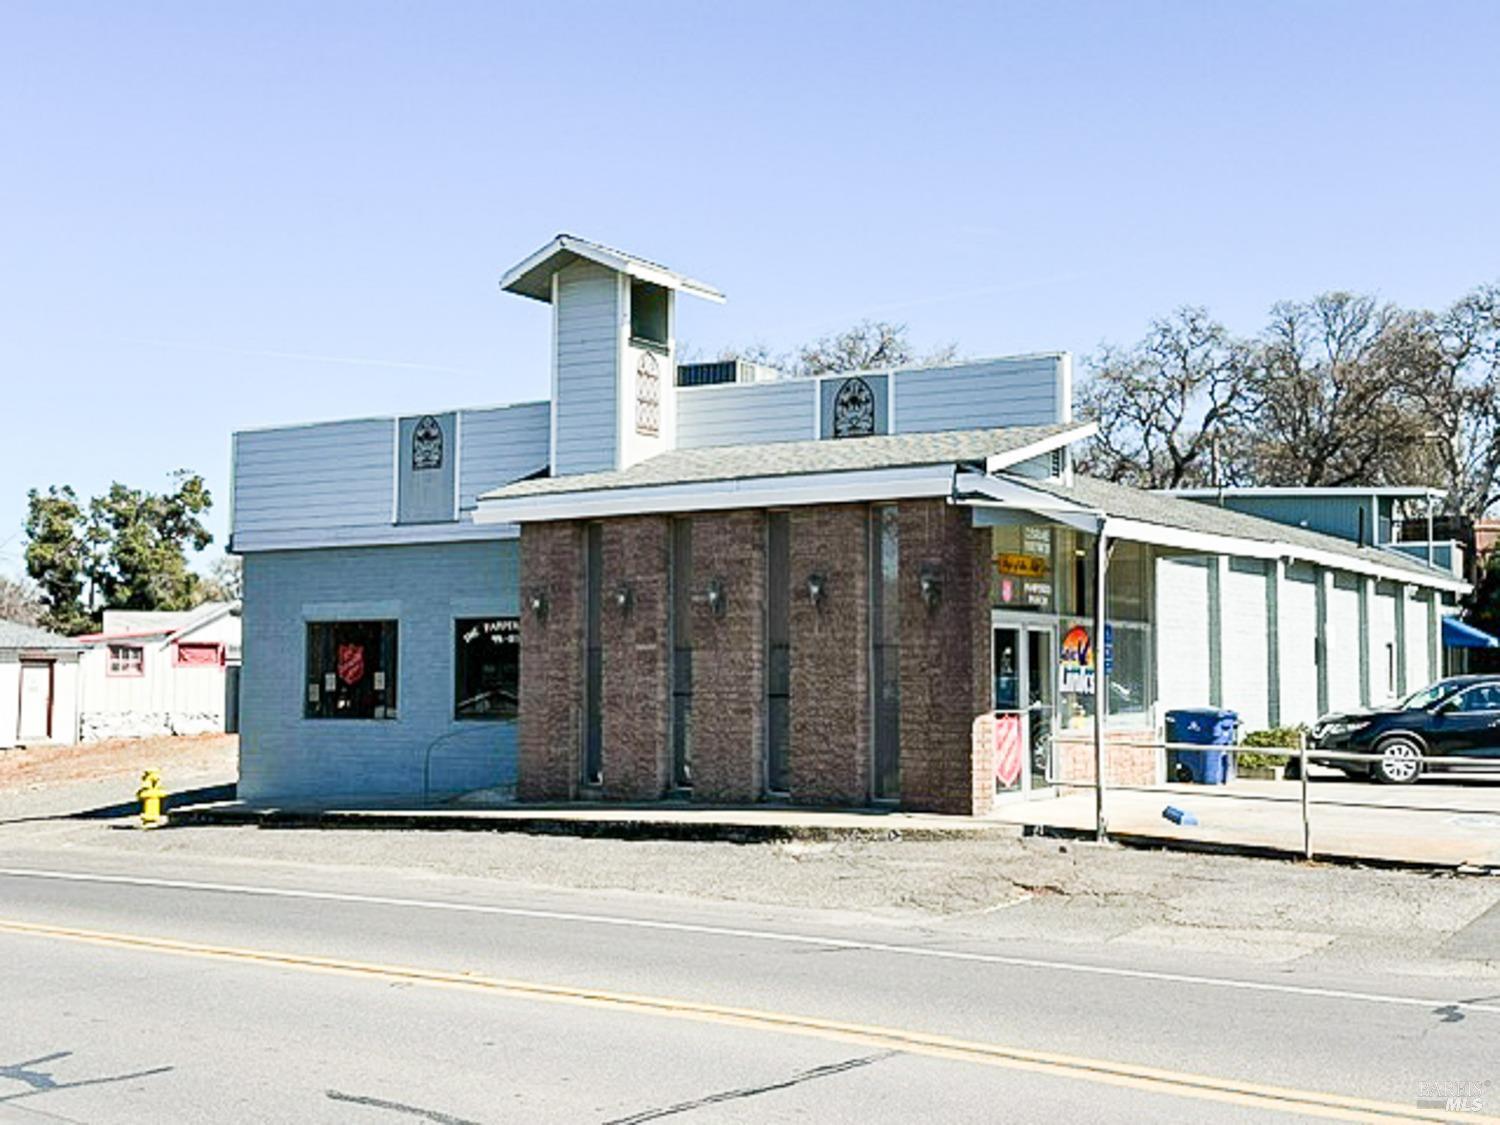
[499,235,726,304]
[476,464,959,524]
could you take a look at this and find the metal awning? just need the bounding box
[1442,616,1500,649]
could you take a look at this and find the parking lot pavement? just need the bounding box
[989,772,1500,868]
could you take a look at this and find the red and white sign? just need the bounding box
[994,713,1024,788]
[337,643,366,686]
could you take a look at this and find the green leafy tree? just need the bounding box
[24,472,214,633]
[23,485,93,634]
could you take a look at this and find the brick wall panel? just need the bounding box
[787,504,870,804]
[600,517,671,799]
[518,521,584,800]
[688,511,765,801]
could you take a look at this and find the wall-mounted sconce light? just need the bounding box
[919,564,943,612]
[705,577,726,619]
[613,583,633,615]
[806,572,827,610]
[527,589,549,621]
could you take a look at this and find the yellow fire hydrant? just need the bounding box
[137,769,166,829]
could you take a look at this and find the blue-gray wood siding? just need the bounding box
[458,402,551,511]
[676,355,1064,449]
[238,540,520,802]
[894,357,1062,433]
[232,403,550,551]
[1208,495,1379,545]
[552,259,619,474]
[677,380,816,448]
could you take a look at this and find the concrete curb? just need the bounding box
[1019,823,1500,875]
[169,804,1024,844]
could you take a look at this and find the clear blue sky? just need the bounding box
[3,1,1498,575]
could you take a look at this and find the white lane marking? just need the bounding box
[1,865,1494,1018]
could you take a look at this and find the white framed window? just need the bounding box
[107,644,144,677]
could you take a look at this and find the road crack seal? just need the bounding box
[600,1051,894,1123]
[326,1089,484,1124]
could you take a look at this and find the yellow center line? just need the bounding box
[0,917,1485,1124]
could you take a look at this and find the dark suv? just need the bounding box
[1310,675,1500,784]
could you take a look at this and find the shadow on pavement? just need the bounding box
[0,784,236,828]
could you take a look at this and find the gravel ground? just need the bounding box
[1,744,1497,973]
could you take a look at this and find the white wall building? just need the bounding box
[0,621,83,750]
[75,602,241,741]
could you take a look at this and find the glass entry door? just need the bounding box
[992,622,1057,796]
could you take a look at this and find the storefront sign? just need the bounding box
[1059,625,1095,695]
[994,712,1023,788]
[995,553,1049,579]
[1022,526,1051,555]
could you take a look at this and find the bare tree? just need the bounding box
[1074,307,1252,489]
[713,320,957,378]
[196,555,243,604]
[795,320,956,376]
[1425,284,1500,520]
[1246,294,1438,488]
[0,575,43,626]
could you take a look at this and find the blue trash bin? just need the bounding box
[1166,708,1239,784]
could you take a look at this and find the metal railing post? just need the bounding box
[1299,730,1311,860]
[1093,522,1109,842]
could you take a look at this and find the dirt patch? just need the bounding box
[0,734,237,792]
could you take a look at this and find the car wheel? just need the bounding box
[1373,737,1423,785]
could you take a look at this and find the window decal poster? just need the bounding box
[337,643,366,686]
[1059,625,1095,695]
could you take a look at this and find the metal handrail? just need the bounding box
[1062,733,1499,862]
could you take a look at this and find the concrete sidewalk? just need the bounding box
[171,800,1022,843]
[990,775,1500,870]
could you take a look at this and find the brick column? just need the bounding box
[689,510,766,801]
[517,521,584,801]
[787,504,871,805]
[897,500,993,815]
[600,516,671,800]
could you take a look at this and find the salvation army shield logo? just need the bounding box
[337,643,366,686]
[994,713,1024,788]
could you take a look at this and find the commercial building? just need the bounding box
[230,235,1469,814]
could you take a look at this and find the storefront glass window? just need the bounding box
[990,524,1055,612]
[454,617,519,721]
[305,621,398,720]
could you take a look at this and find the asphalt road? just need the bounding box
[0,847,1497,1124]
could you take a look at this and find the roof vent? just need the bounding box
[676,359,784,387]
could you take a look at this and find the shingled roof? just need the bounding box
[1026,474,1461,585]
[0,619,82,652]
[480,423,1086,501]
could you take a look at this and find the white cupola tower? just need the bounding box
[500,235,725,476]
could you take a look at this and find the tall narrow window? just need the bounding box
[583,523,604,785]
[766,511,791,794]
[871,505,900,800]
[671,517,694,790]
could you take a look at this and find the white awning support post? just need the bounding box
[1094,519,1110,843]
